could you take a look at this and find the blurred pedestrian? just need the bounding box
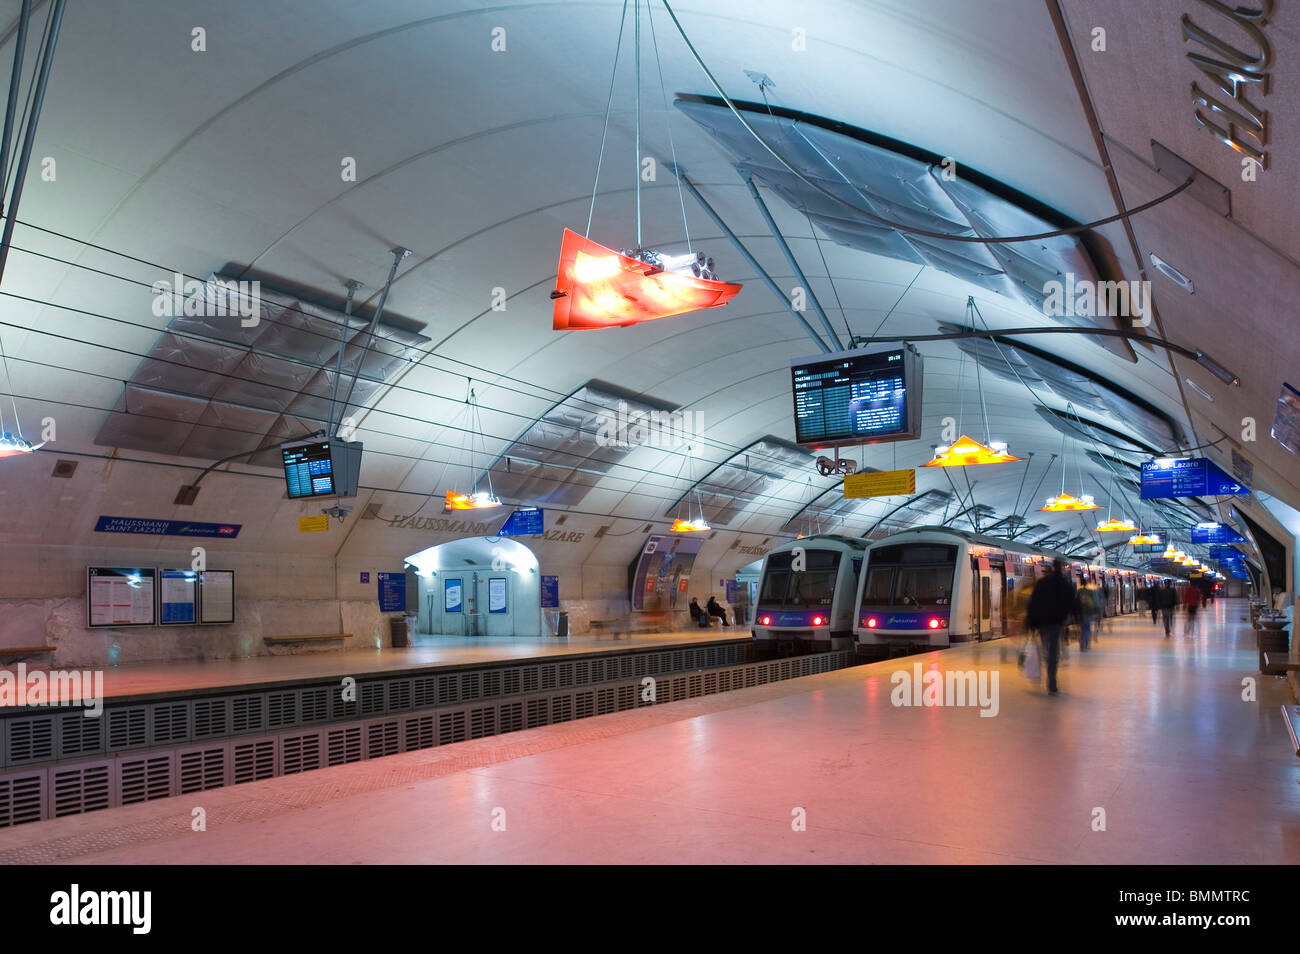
[1027,558,1076,694]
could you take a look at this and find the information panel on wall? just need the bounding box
[488,577,507,613]
[198,570,235,624]
[87,567,157,628]
[791,343,923,449]
[159,569,198,625]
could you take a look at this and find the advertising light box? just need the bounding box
[791,343,923,449]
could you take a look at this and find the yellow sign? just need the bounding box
[299,515,329,533]
[844,468,916,499]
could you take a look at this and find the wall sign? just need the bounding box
[540,575,559,608]
[488,578,508,613]
[499,507,544,537]
[198,570,235,625]
[299,515,329,533]
[94,516,241,538]
[1140,457,1247,499]
[377,572,406,613]
[1182,0,1272,171]
[88,567,157,628]
[843,468,916,499]
[444,579,463,613]
[159,569,197,625]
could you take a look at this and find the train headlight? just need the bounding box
[812,615,825,626]
[866,617,878,628]
[927,618,943,629]
[760,615,771,626]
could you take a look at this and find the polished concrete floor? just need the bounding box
[1,599,1295,864]
[0,628,749,704]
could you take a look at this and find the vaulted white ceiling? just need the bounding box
[0,0,1295,574]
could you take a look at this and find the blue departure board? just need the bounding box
[282,441,336,498]
[791,344,922,448]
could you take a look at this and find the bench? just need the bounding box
[588,618,660,639]
[1263,652,1300,673]
[264,633,353,645]
[0,646,53,660]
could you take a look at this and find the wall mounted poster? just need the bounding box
[488,577,507,613]
[198,570,235,624]
[445,578,463,613]
[87,567,157,627]
[159,569,198,624]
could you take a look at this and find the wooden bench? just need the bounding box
[0,646,53,660]
[589,619,660,639]
[264,633,352,645]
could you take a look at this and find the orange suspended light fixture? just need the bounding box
[924,436,1020,467]
[1128,532,1162,545]
[1041,492,1099,512]
[553,230,741,330]
[443,387,504,512]
[0,433,43,458]
[922,300,1018,467]
[1038,419,1097,513]
[444,490,502,511]
[557,1,740,332]
[669,444,711,532]
[670,517,710,533]
[1095,516,1138,532]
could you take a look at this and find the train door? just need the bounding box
[988,565,1005,636]
[973,559,997,637]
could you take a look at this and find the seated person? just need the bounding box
[688,598,709,628]
[706,596,729,626]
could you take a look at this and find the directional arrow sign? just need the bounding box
[1140,458,1249,499]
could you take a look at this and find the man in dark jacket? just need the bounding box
[1026,559,1077,694]
[1155,580,1177,637]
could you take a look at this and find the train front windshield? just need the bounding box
[861,544,957,608]
[759,549,841,609]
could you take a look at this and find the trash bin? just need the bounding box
[389,615,408,649]
[555,611,569,639]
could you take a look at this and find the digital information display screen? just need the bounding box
[791,344,922,448]
[282,441,336,498]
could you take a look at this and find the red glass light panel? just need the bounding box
[552,229,741,330]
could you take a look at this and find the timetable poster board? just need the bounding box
[159,569,198,625]
[87,567,157,628]
[198,570,235,625]
[488,577,508,613]
[445,578,463,613]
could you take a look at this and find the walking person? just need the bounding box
[1026,559,1077,695]
[1157,580,1177,637]
[1145,584,1158,624]
[1077,583,1095,652]
[1182,582,1201,635]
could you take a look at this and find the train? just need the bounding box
[753,526,1168,656]
[751,534,867,653]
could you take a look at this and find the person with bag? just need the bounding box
[1026,559,1076,695]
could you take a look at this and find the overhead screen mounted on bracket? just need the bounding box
[790,343,923,449]
[281,438,363,498]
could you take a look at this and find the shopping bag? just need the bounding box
[1021,638,1041,680]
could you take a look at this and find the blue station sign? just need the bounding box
[1190,523,1247,544]
[1140,458,1248,500]
[95,516,242,538]
[498,507,544,537]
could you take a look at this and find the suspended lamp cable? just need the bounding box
[585,0,631,238]
[646,0,692,253]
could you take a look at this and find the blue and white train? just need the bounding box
[751,534,868,652]
[752,526,1163,656]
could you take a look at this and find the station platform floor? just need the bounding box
[1,599,1295,864]
[0,627,750,705]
